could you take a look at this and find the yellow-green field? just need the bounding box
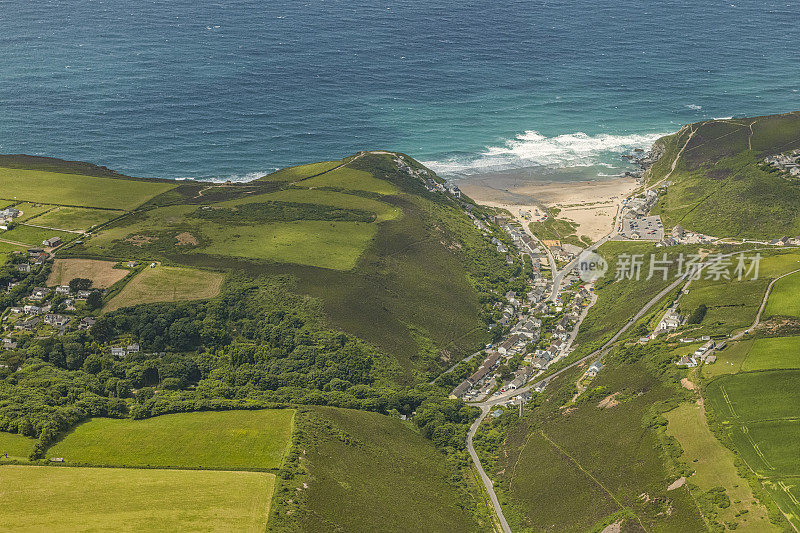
[48,409,294,469]
[765,270,800,318]
[0,432,36,461]
[29,206,122,231]
[0,465,273,532]
[0,224,76,247]
[259,160,343,182]
[0,167,176,210]
[198,219,377,269]
[702,340,753,378]
[741,336,800,372]
[104,265,225,312]
[220,188,401,223]
[47,258,131,288]
[666,402,776,531]
[14,202,55,221]
[84,202,382,270]
[300,166,398,195]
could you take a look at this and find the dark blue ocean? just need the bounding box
[1,0,799,181]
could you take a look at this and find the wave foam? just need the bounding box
[424,130,670,175]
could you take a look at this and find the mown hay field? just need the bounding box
[47,258,131,288]
[0,465,273,532]
[104,265,225,312]
[48,409,294,470]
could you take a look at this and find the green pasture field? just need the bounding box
[270,407,484,532]
[0,465,273,532]
[103,265,225,312]
[14,202,55,221]
[220,188,401,223]
[495,363,706,532]
[741,420,800,476]
[259,159,342,182]
[666,402,776,531]
[199,219,377,269]
[0,432,36,461]
[82,203,379,270]
[0,225,76,247]
[702,339,752,378]
[706,370,800,424]
[765,271,800,318]
[0,240,27,256]
[0,167,176,210]
[763,479,800,532]
[48,409,294,469]
[299,166,398,195]
[741,336,800,372]
[679,276,768,337]
[29,206,122,231]
[758,249,800,278]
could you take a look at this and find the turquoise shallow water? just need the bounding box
[1,0,799,180]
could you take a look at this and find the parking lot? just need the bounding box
[619,215,664,241]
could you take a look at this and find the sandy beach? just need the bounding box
[456,166,637,241]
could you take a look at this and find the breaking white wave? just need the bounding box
[686,104,703,110]
[424,130,670,175]
[190,170,276,183]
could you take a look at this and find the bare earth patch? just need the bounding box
[47,259,129,288]
[667,476,687,491]
[597,392,620,409]
[125,234,155,246]
[680,378,696,390]
[175,232,199,246]
[601,520,623,533]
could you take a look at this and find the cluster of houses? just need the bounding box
[2,279,101,337]
[110,344,141,358]
[649,307,685,340]
[676,339,722,367]
[764,150,800,178]
[452,272,593,401]
[0,207,21,230]
[658,224,716,247]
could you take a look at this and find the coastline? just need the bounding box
[456,166,638,241]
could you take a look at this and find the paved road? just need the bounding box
[466,405,512,533]
[731,266,800,340]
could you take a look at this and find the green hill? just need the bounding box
[1,151,520,381]
[269,406,488,532]
[648,111,800,239]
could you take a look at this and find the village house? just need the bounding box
[676,355,698,368]
[78,317,96,330]
[29,287,51,300]
[44,314,70,327]
[111,347,126,358]
[15,317,41,331]
[55,285,71,295]
[467,352,501,385]
[42,236,62,248]
[15,263,31,273]
[2,338,18,350]
[23,304,42,315]
[587,361,604,377]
